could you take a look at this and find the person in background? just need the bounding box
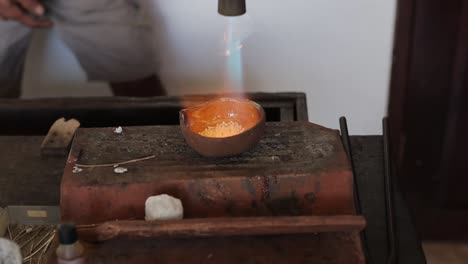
[0,0,165,98]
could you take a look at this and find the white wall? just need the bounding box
[22,0,396,134]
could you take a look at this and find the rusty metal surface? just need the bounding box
[61,122,354,224]
[45,232,364,264]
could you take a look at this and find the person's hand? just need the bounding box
[0,0,52,27]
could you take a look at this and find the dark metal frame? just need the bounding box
[340,117,397,264]
[339,117,371,263]
[383,117,397,264]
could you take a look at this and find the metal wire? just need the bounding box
[383,117,397,264]
[339,117,371,264]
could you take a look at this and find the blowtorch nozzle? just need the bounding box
[218,0,246,16]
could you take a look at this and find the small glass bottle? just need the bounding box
[56,224,85,264]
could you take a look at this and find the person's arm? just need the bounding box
[0,0,51,27]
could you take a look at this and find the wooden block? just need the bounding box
[41,118,80,157]
[61,122,356,224]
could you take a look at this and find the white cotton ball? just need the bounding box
[145,194,183,221]
[0,238,22,264]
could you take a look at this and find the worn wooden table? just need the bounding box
[0,134,426,263]
[52,122,365,263]
[0,94,425,262]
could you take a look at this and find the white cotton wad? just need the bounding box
[0,238,22,264]
[145,194,183,221]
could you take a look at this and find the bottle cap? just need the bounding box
[58,223,78,245]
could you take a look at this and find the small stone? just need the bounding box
[145,194,183,221]
[113,126,123,134]
[114,167,128,174]
[72,166,83,173]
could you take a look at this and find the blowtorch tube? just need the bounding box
[218,0,246,16]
